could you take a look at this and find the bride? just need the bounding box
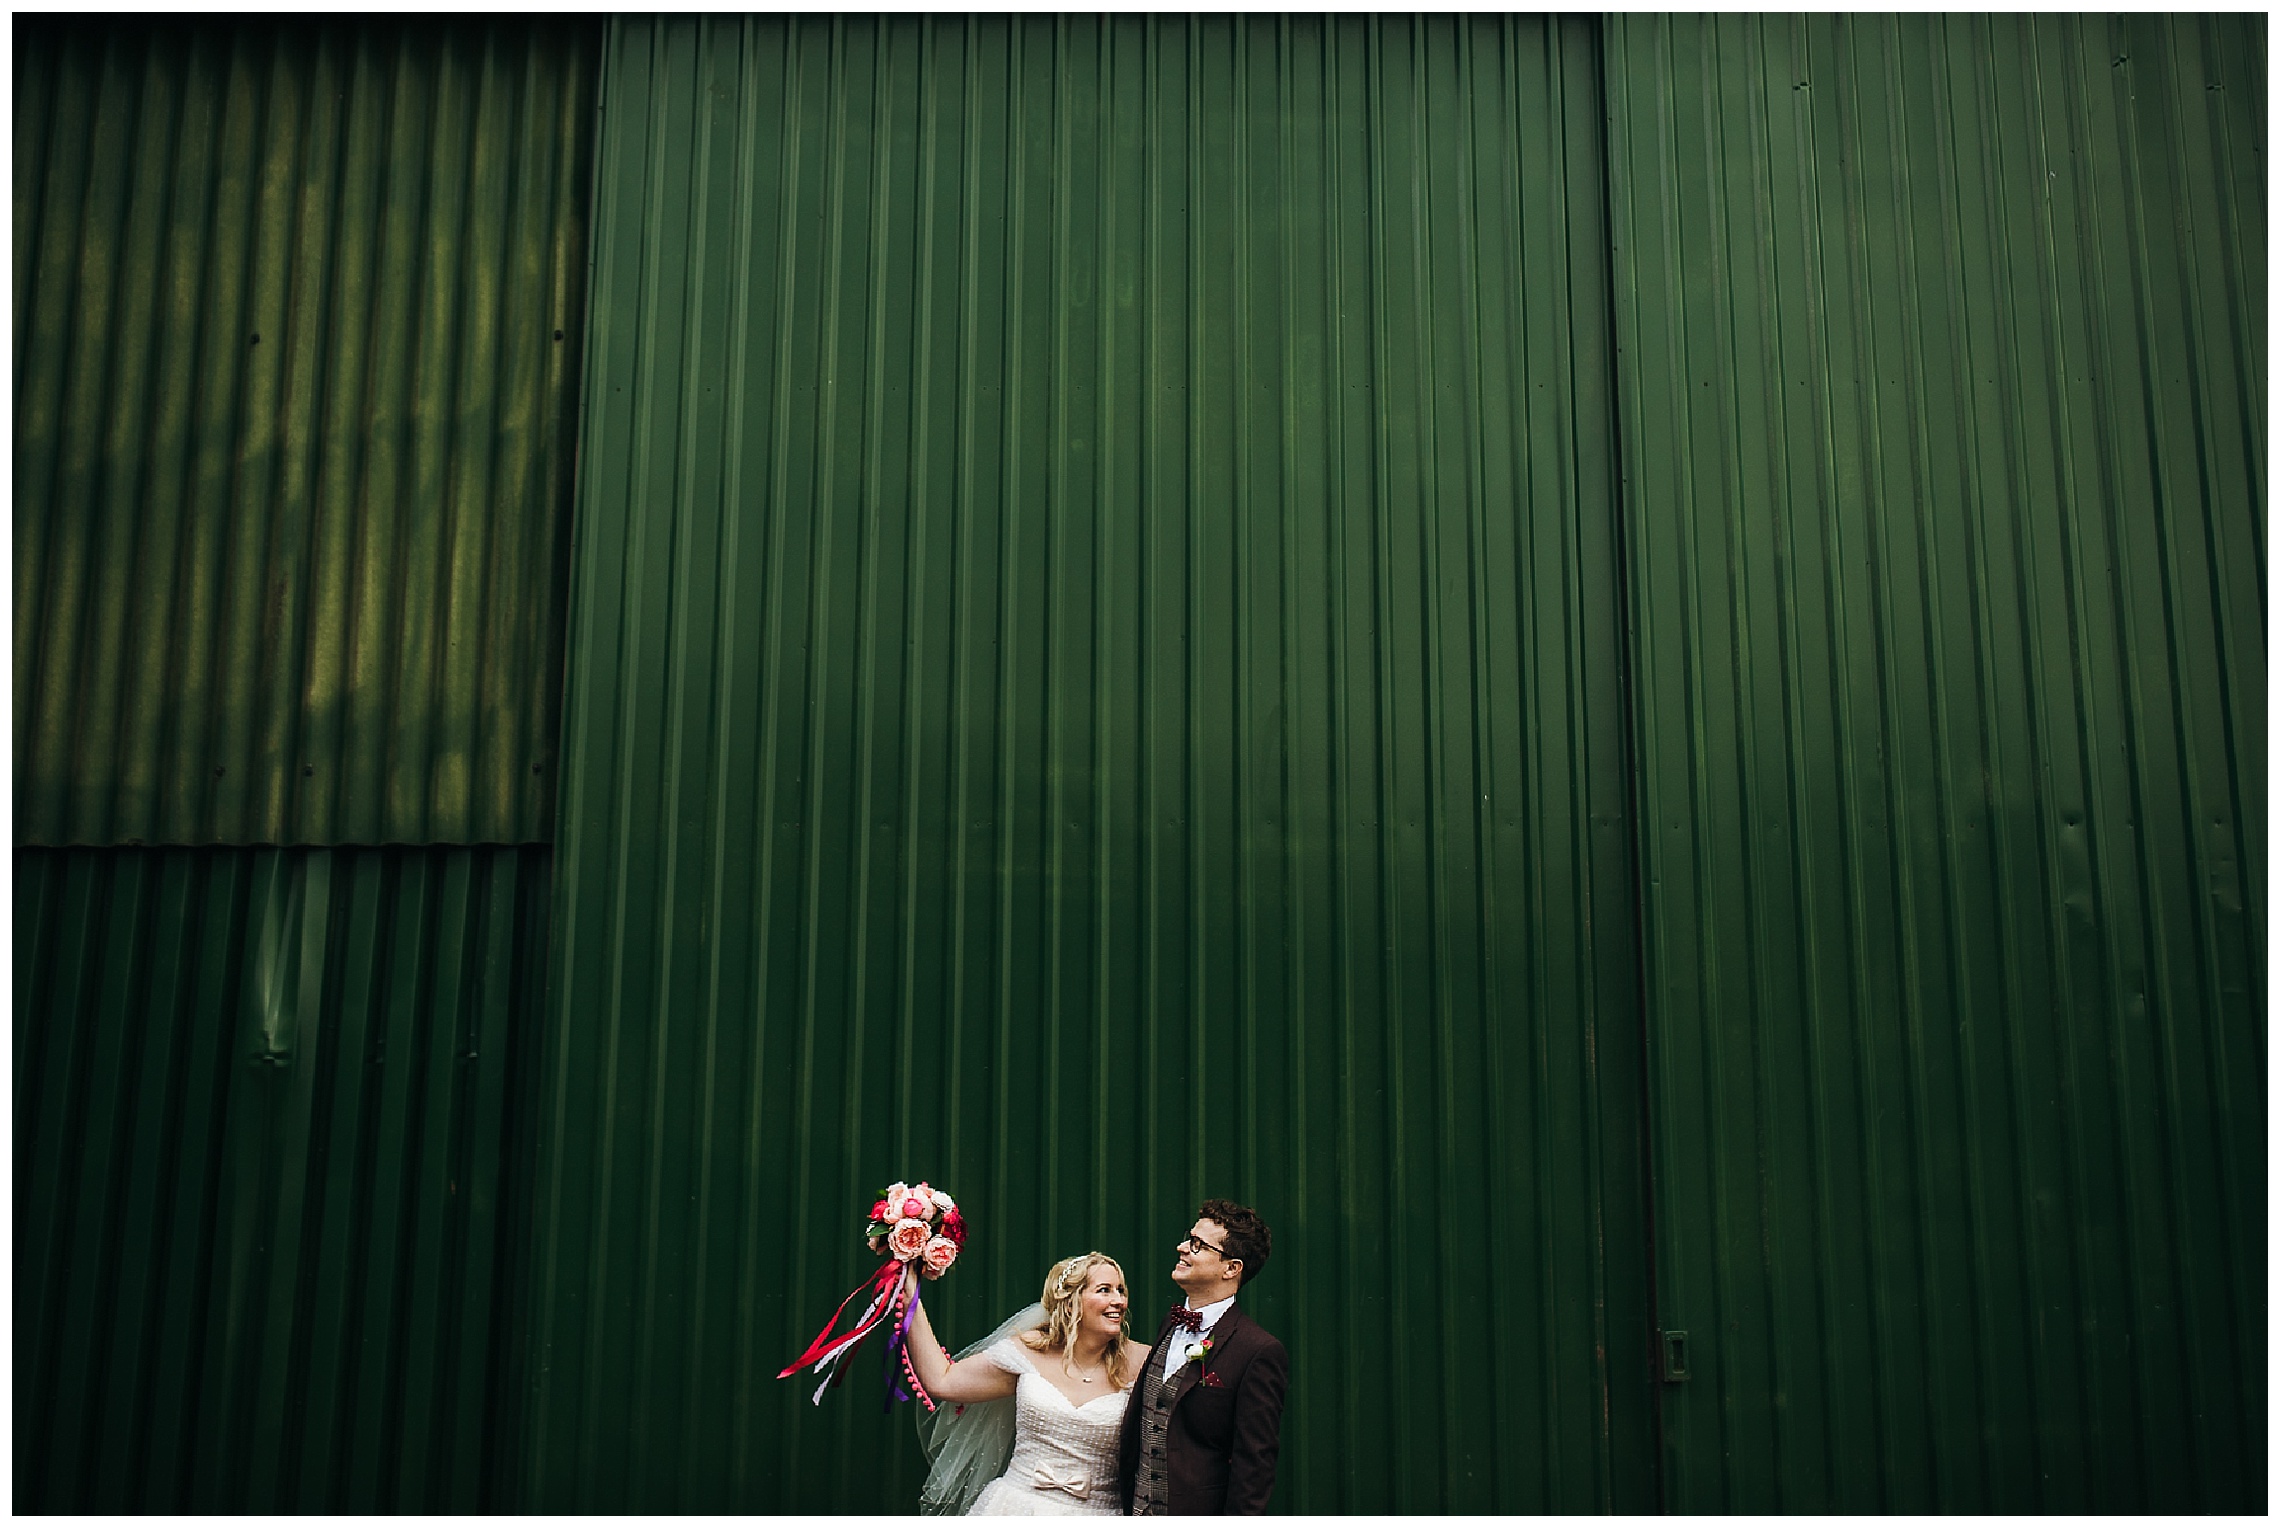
[905,1252,1149,1515]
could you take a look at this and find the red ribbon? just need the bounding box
[778,1257,907,1380]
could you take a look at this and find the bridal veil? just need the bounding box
[916,1302,1047,1514]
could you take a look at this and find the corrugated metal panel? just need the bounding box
[13,843,553,1512]
[1603,13,2263,1512]
[528,15,1651,1513]
[13,18,598,847]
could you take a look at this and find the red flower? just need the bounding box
[943,1208,967,1247]
[870,1200,890,1223]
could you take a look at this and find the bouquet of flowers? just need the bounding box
[868,1180,966,1277]
[778,1179,968,1411]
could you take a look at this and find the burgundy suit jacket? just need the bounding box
[1116,1301,1288,1515]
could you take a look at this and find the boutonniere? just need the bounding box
[1180,1336,1215,1373]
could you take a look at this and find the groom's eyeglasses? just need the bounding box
[1178,1234,1227,1258]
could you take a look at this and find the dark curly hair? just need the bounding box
[1198,1199,1271,1287]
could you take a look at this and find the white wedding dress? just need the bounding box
[963,1337,1129,1516]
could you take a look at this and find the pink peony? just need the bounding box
[889,1218,932,1260]
[898,1194,933,1223]
[921,1235,959,1277]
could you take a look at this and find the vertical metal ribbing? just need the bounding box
[14,846,553,1512]
[12,19,595,1519]
[12,20,594,848]
[1603,12,2264,1513]
[533,13,1649,1512]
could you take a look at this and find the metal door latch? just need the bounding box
[1660,1330,1690,1382]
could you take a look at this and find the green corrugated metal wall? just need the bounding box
[1604,13,2264,1512]
[13,17,596,847]
[15,10,2265,1518]
[12,16,593,1515]
[15,845,554,1511]
[528,13,1653,1513]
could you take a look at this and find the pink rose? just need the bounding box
[929,1188,956,1213]
[898,1194,932,1223]
[889,1218,931,1260]
[921,1235,959,1277]
[869,1199,890,1224]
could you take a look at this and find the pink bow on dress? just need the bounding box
[1032,1465,1091,1499]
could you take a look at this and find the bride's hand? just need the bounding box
[906,1290,1017,1403]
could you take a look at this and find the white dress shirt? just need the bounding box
[1167,1294,1236,1374]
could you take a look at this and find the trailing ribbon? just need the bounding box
[780,1257,905,1402]
[779,1256,938,1413]
[881,1274,922,1411]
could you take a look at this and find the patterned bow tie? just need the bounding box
[1168,1306,1204,1332]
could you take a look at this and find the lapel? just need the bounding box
[1165,1300,1245,1414]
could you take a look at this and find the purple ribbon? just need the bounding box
[883,1273,922,1410]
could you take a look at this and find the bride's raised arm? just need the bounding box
[904,1293,1019,1403]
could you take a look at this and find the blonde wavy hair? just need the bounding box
[1020,1252,1135,1390]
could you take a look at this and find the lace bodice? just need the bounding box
[970,1337,1128,1514]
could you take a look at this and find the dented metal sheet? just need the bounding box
[13,844,554,1511]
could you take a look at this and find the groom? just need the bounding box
[1117,1199,1288,1515]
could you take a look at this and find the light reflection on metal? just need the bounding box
[13,17,599,847]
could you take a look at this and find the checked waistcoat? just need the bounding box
[1131,1338,1182,1515]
